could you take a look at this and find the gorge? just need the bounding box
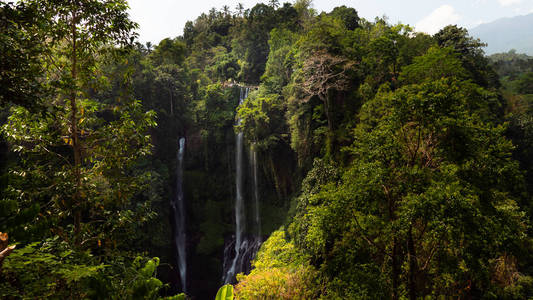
[2,1,533,299]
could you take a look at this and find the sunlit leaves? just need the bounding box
[291,76,528,297]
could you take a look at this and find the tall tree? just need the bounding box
[39,0,136,245]
[0,1,162,297]
[3,0,148,246]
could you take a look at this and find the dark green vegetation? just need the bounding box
[1,0,533,299]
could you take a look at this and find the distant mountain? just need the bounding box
[469,13,533,55]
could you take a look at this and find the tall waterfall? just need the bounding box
[222,87,262,284]
[251,148,261,239]
[172,137,187,292]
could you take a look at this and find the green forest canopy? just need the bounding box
[1,0,533,299]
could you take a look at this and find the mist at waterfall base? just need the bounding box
[171,137,187,293]
[222,87,263,284]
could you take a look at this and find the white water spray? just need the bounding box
[172,137,187,292]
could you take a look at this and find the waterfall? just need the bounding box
[223,87,247,284]
[172,137,187,292]
[222,87,262,284]
[251,148,261,239]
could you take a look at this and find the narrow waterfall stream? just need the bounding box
[222,87,262,284]
[172,137,187,292]
[223,87,247,283]
[251,148,261,239]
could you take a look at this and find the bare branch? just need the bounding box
[300,50,355,103]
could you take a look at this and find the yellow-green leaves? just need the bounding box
[215,284,234,300]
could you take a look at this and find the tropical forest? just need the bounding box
[1,0,533,299]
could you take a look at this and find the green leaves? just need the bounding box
[289,63,528,297]
[56,264,107,284]
[0,1,48,108]
[399,46,466,84]
[1,240,107,298]
[1,6,158,299]
[236,91,287,151]
[516,72,533,94]
[215,284,234,300]
[128,257,165,300]
[2,97,156,244]
[1,246,173,299]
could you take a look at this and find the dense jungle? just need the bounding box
[1,0,533,299]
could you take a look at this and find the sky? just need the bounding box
[128,0,533,45]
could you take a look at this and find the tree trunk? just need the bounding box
[70,10,82,246]
[392,236,400,300]
[323,93,335,159]
[323,94,333,133]
[387,186,400,300]
[170,87,174,115]
[408,226,419,300]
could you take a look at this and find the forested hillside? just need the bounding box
[1,0,533,299]
[470,13,533,55]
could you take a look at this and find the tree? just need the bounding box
[434,25,499,88]
[268,0,280,9]
[292,77,528,298]
[183,20,196,46]
[298,50,354,131]
[434,25,485,59]
[234,229,319,299]
[145,41,153,52]
[516,72,533,94]
[261,28,297,93]
[293,0,313,26]
[222,5,231,17]
[232,3,277,83]
[0,1,47,108]
[1,1,159,295]
[154,64,190,116]
[151,38,186,66]
[39,0,136,245]
[3,0,146,247]
[329,5,360,30]
[235,3,244,17]
[399,46,466,84]
[361,23,412,89]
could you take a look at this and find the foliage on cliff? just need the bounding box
[2,0,533,299]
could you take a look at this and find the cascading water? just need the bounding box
[171,137,187,292]
[251,148,261,239]
[223,88,247,283]
[222,87,262,284]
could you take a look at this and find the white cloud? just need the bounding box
[472,19,485,27]
[415,5,461,34]
[498,0,522,6]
